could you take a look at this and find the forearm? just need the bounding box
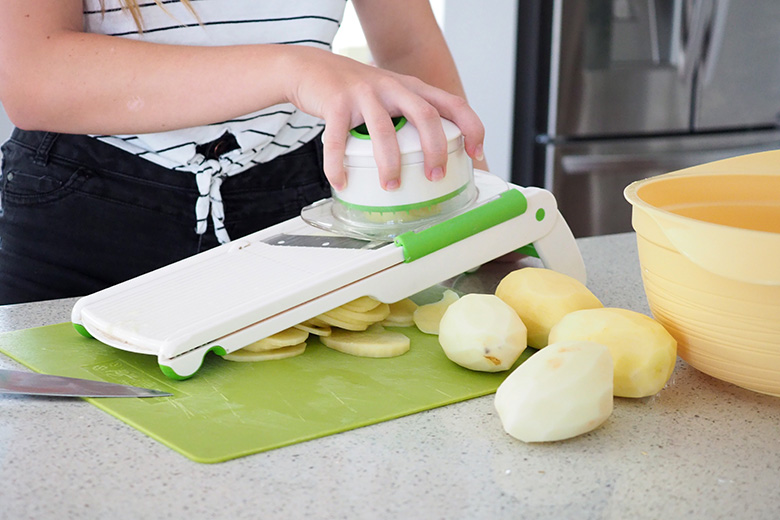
[1,32,306,135]
[369,29,466,100]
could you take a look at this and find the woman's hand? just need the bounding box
[284,48,485,192]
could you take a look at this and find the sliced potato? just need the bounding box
[548,308,677,398]
[381,298,418,327]
[323,302,391,325]
[495,267,603,349]
[340,296,382,313]
[223,343,306,362]
[307,316,331,328]
[315,312,371,331]
[294,320,332,337]
[413,289,460,335]
[495,340,614,443]
[438,294,527,372]
[321,324,410,358]
[242,327,309,352]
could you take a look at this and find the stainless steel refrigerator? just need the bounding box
[512,0,780,237]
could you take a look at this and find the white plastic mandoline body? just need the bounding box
[71,172,585,379]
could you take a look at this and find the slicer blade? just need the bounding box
[261,233,387,250]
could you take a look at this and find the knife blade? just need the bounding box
[0,368,172,398]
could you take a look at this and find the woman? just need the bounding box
[0,0,485,304]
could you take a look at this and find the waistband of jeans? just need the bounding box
[7,129,203,190]
[7,128,326,191]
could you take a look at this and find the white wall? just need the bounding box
[333,0,446,59]
[443,0,518,181]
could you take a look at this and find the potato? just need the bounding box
[548,308,677,398]
[321,323,410,358]
[223,343,306,362]
[340,296,382,313]
[413,289,459,334]
[324,302,391,325]
[438,294,528,372]
[495,267,603,349]
[494,341,613,442]
[306,317,330,328]
[314,313,370,331]
[242,327,309,352]
[294,320,332,337]
[381,298,418,327]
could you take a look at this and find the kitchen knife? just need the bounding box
[0,368,172,398]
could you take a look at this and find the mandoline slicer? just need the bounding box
[71,121,586,380]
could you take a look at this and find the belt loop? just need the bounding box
[33,132,60,166]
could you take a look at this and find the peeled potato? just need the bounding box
[495,267,603,349]
[413,289,459,334]
[321,324,410,358]
[323,302,390,325]
[294,320,332,337]
[494,341,614,442]
[242,327,309,352]
[548,308,677,398]
[223,343,306,362]
[381,298,418,327]
[306,317,330,327]
[314,313,370,331]
[340,296,382,313]
[438,294,528,372]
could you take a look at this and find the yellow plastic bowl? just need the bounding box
[624,150,780,396]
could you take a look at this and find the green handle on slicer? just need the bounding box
[394,189,528,262]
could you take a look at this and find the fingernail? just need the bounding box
[474,144,484,162]
[331,179,346,192]
[430,167,445,182]
[385,179,400,191]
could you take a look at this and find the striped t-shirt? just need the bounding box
[82,0,347,242]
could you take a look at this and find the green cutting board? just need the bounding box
[0,318,533,464]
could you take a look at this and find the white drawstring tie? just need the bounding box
[193,157,231,244]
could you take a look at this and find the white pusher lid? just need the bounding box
[335,117,475,211]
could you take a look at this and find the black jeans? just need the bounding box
[0,129,330,304]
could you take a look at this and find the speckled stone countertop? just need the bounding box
[1,232,779,520]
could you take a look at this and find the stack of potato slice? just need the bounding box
[315,296,412,358]
[315,297,391,331]
[222,327,310,362]
[223,295,431,361]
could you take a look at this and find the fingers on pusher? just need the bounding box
[423,129,447,182]
[464,128,486,162]
[366,121,402,191]
[459,118,486,161]
[421,127,448,182]
[374,140,402,191]
[323,152,347,191]
[435,95,485,162]
[322,125,347,191]
[327,164,347,192]
[323,160,346,192]
[322,136,347,191]
[470,142,485,163]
